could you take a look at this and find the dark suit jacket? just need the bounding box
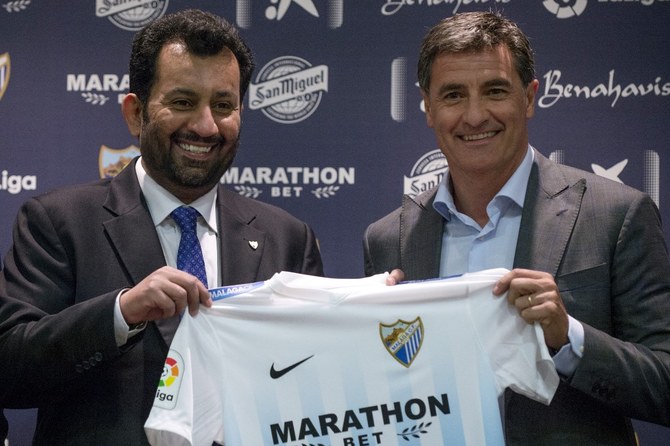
[0,158,323,445]
[0,410,6,442]
[363,152,670,445]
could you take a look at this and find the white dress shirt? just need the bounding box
[114,157,220,345]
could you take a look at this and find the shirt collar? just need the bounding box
[135,157,219,233]
[433,146,535,220]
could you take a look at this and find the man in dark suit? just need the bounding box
[0,9,323,444]
[0,411,6,443]
[364,11,670,445]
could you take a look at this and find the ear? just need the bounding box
[421,89,434,128]
[525,79,539,119]
[121,93,143,137]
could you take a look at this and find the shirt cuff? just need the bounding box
[552,315,585,377]
[114,290,146,347]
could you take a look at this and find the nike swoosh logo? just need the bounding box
[269,355,314,379]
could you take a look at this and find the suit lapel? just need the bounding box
[216,187,266,285]
[398,152,585,280]
[101,159,177,345]
[514,153,586,276]
[102,160,166,284]
[400,191,443,280]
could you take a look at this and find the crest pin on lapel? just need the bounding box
[248,240,259,250]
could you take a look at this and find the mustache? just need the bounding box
[171,131,226,146]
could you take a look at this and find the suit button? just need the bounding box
[94,352,103,362]
[82,360,91,370]
[75,364,83,373]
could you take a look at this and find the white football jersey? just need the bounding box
[145,269,558,446]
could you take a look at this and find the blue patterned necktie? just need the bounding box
[171,206,207,287]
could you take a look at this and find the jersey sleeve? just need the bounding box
[470,284,559,404]
[145,312,225,445]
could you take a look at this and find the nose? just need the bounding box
[188,106,219,137]
[462,97,489,128]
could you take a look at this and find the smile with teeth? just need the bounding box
[178,142,213,154]
[461,131,497,141]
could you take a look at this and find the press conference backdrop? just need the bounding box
[1,0,669,444]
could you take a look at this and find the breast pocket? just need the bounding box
[556,263,612,331]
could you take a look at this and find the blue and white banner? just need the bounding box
[1,1,668,443]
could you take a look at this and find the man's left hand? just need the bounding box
[493,268,569,351]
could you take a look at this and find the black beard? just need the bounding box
[140,122,240,191]
[168,137,239,188]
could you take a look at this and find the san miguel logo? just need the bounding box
[380,317,424,368]
[0,53,10,101]
[248,56,329,124]
[98,145,140,178]
[95,0,168,31]
[404,150,448,197]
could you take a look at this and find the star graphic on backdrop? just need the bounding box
[271,0,319,20]
[591,159,628,183]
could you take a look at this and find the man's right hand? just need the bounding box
[119,266,212,324]
[386,269,405,286]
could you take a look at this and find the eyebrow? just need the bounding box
[483,78,513,89]
[435,78,513,96]
[165,88,238,100]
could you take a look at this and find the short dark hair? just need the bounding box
[417,11,535,92]
[128,9,255,106]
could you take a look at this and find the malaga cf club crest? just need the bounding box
[98,145,140,178]
[380,317,424,368]
[0,52,10,101]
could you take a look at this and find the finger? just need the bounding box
[164,286,188,317]
[527,307,569,349]
[200,285,213,307]
[120,283,177,323]
[493,273,512,296]
[513,293,536,310]
[159,270,210,317]
[386,269,405,286]
[494,268,527,294]
[187,281,212,316]
[494,268,550,296]
[134,291,180,321]
[507,278,547,306]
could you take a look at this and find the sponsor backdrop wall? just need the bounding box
[1,0,669,444]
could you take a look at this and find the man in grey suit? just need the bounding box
[0,9,322,444]
[364,11,670,445]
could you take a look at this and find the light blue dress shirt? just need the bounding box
[433,146,583,377]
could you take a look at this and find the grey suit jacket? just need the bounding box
[0,158,323,445]
[364,152,670,445]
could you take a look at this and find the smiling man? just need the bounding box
[363,11,670,445]
[0,9,322,445]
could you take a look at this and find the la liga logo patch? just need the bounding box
[159,356,180,388]
[155,351,184,410]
